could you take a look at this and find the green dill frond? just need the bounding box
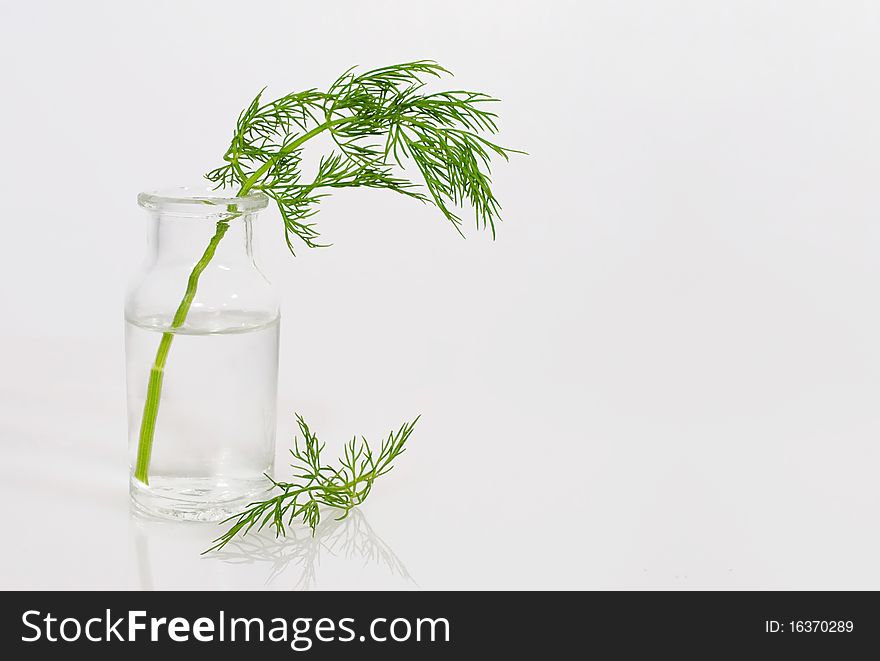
[205,60,520,251]
[204,414,419,553]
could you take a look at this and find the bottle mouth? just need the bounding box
[138,184,269,218]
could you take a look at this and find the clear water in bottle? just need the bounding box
[125,310,279,521]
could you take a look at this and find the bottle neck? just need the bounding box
[147,213,260,269]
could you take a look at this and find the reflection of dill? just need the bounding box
[210,510,413,591]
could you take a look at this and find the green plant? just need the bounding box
[206,414,419,553]
[133,60,518,490]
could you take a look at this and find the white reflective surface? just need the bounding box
[2,337,880,590]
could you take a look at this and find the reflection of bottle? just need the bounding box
[131,508,267,590]
[133,517,154,591]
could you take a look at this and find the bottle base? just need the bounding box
[129,475,271,522]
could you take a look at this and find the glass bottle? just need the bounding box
[125,186,279,520]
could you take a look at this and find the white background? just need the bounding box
[1,0,880,589]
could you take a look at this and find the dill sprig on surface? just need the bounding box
[206,60,520,250]
[205,414,419,554]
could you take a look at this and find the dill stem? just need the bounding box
[132,117,351,484]
[132,221,230,484]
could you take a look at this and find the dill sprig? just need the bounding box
[205,414,419,554]
[206,60,520,250]
[134,60,516,491]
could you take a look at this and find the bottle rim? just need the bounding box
[137,184,269,218]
